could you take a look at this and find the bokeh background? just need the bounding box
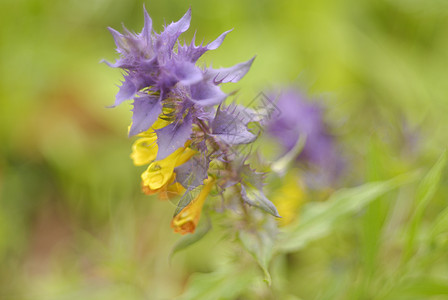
[1,0,448,299]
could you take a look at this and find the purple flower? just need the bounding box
[104,6,254,139]
[266,89,344,188]
[105,7,284,229]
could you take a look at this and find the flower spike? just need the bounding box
[105,7,279,236]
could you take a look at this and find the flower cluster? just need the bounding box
[106,7,278,234]
[266,88,344,189]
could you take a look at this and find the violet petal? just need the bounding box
[129,94,162,136]
[206,56,255,84]
[155,113,193,159]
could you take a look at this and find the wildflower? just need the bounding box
[106,7,281,237]
[157,182,186,201]
[130,117,171,166]
[105,6,255,144]
[266,88,344,188]
[141,146,196,192]
[171,178,215,234]
[271,172,306,226]
[131,136,158,166]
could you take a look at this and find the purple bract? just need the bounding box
[104,7,254,140]
[266,88,344,188]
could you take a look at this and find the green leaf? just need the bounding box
[240,184,280,217]
[238,218,277,285]
[240,164,265,190]
[175,265,256,300]
[169,217,212,260]
[278,172,416,252]
[380,277,448,300]
[429,205,448,240]
[360,139,393,279]
[403,149,447,263]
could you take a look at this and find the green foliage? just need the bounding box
[278,173,417,253]
[170,216,212,260]
[176,265,256,300]
[402,150,447,264]
[240,184,280,218]
[238,217,277,285]
[380,277,448,300]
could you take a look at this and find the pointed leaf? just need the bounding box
[382,277,448,300]
[238,218,277,285]
[240,184,280,218]
[240,164,265,190]
[403,149,447,263]
[430,205,448,241]
[278,172,418,252]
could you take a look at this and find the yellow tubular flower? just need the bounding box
[130,136,158,166]
[141,145,197,192]
[141,172,186,200]
[130,116,173,166]
[157,182,186,201]
[272,172,306,226]
[175,147,196,166]
[135,112,197,198]
[142,173,175,196]
[171,178,215,235]
[141,147,185,190]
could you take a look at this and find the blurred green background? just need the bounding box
[1,0,448,299]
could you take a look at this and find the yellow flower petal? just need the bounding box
[272,173,306,226]
[152,117,171,130]
[141,146,188,190]
[171,178,214,235]
[175,147,197,167]
[130,136,158,166]
[142,174,186,200]
[142,173,176,196]
[158,182,186,201]
[133,116,172,138]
